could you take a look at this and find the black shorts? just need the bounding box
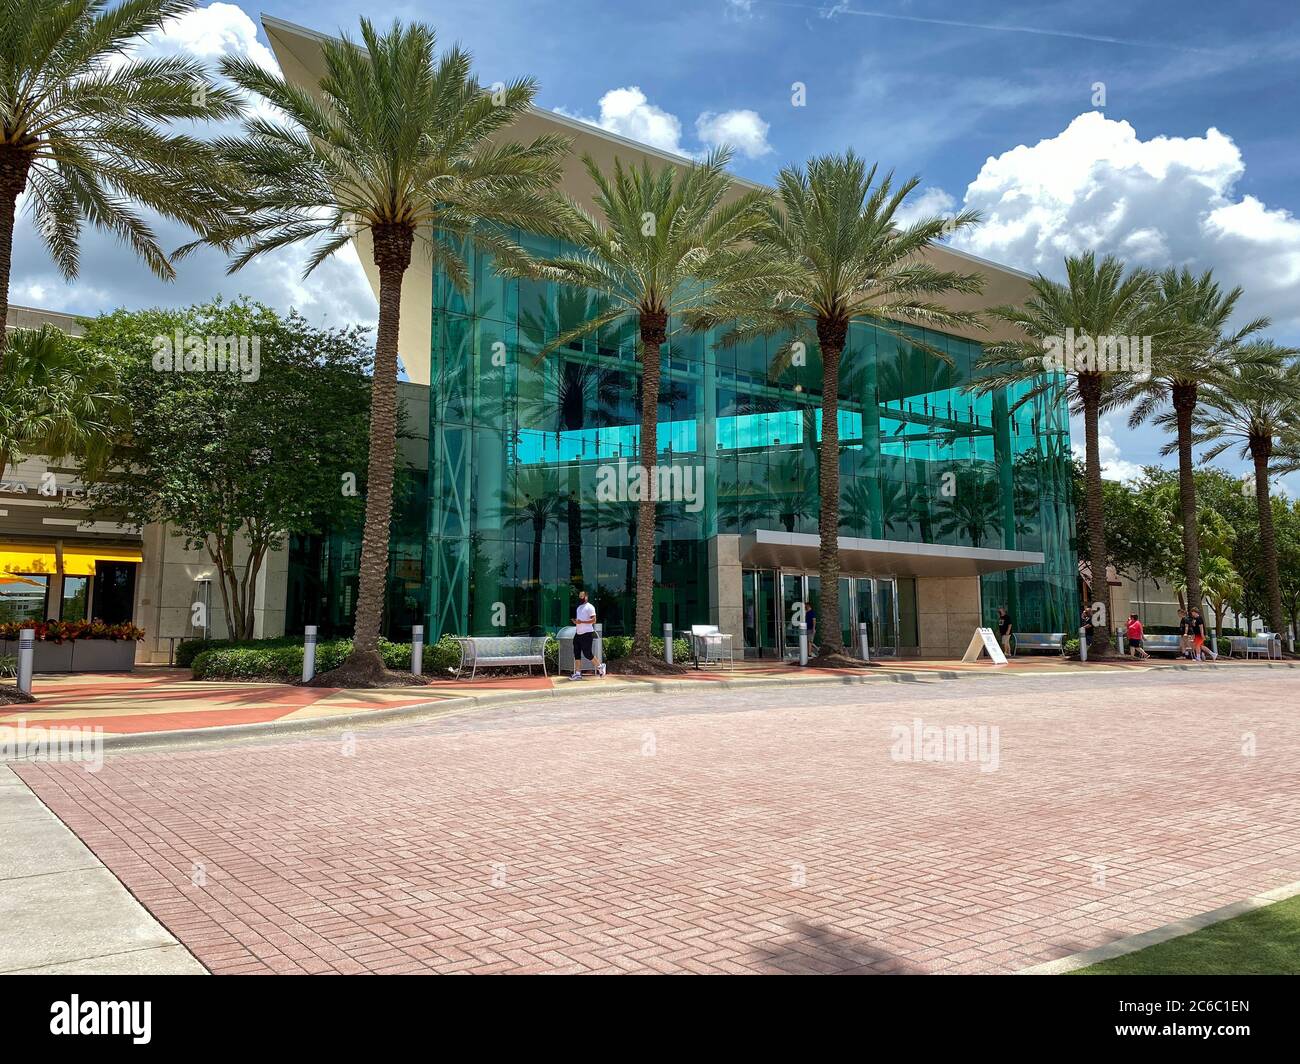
[573,631,595,660]
[1130,638,1142,648]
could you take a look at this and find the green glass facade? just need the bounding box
[412,231,1078,642]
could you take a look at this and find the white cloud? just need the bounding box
[558,87,689,157]
[10,3,376,333]
[892,186,957,229]
[696,109,772,159]
[559,89,773,161]
[949,110,1300,332]
[1072,423,1145,484]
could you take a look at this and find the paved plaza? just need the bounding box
[8,667,1298,974]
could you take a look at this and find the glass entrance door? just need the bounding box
[780,572,805,660]
[742,569,779,657]
[874,578,898,656]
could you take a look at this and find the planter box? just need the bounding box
[0,638,138,673]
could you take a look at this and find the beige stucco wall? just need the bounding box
[915,575,984,658]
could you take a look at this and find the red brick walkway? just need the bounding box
[14,669,1300,973]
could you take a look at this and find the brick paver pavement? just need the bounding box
[14,668,1300,974]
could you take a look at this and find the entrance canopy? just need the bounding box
[739,529,1043,578]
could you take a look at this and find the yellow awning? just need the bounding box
[0,545,142,578]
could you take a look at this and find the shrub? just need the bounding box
[597,634,691,662]
[0,654,16,678]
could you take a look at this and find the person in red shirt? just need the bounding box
[1126,614,1150,659]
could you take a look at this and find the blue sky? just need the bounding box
[11,1,1300,486]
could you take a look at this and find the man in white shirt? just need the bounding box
[571,590,606,679]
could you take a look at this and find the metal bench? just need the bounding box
[1011,633,1064,656]
[455,635,549,680]
[1235,634,1281,660]
[689,624,735,669]
[1141,634,1184,656]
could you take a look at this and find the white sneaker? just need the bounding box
[598,663,607,677]
[570,672,583,680]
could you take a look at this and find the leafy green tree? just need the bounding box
[979,255,1162,655]
[0,0,241,370]
[80,300,371,641]
[701,152,983,660]
[1191,343,1300,636]
[1120,268,1268,611]
[1175,554,1241,647]
[513,147,771,665]
[195,18,568,681]
[0,325,117,477]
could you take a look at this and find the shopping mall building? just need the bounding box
[0,16,1079,662]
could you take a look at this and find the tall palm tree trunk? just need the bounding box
[631,313,666,657]
[814,319,846,656]
[1250,441,1285,636]
[1172,384,1202,613]
[341,224,412,677]
[0,150,32,369]
[1078,374,1114,656]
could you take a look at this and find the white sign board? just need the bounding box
[962,627,1008,665]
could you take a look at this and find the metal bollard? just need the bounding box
[798,621,808,666]
[411,625,424,677]
[663,623,673,665]
[17,628,35,695]
[1078,627,1088,663]
[303,625,317,682]
[1211,631,1218,660]
[858,621,871,662]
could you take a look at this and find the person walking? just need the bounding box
[569,589,606,680]
[804,601,818,653]
[1177,608,1192,659]
[1125,614,1150,659]
[996,606,1014,657]
[1080,605,1095,655]
[1189,607,1208,663]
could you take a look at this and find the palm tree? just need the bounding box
[510,147,773,666]
[0,325,118,479]
[196,18,568,682]
[976,254,1161,656]
[1119,267,1268,613]
[701,153,984,661]
[1189,344,1300,638]
[0,0,241,370]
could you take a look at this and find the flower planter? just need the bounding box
[0,637,138,673]
[71,639,138,672]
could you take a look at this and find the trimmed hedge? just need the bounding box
[188,632,696,682]
[189,634,467,681]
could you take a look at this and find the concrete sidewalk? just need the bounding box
[0,764,206,975]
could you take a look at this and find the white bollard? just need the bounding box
[1211,631,1218,660]
[1289,627,1295,655]
[411,625,423,676]
[17,628,35,695]
[663,623,673,665]
[858,621,871,662]
[303,625,317,683]
[798,621,808,667]
[1078,627,1088,663]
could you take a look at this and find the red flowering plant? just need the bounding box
[0,619,145,643]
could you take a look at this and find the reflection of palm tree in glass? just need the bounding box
[839,479,875,537]
[587,500,667,605]
[933,466,1003,548]
[720,483,776,534]
[772,451,817,533]
[499,468,568,614]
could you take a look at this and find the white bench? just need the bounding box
[1141,634,1184,656]
[455,636,549,680]
[689,624,734,669]
[1011,633,1064,656]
